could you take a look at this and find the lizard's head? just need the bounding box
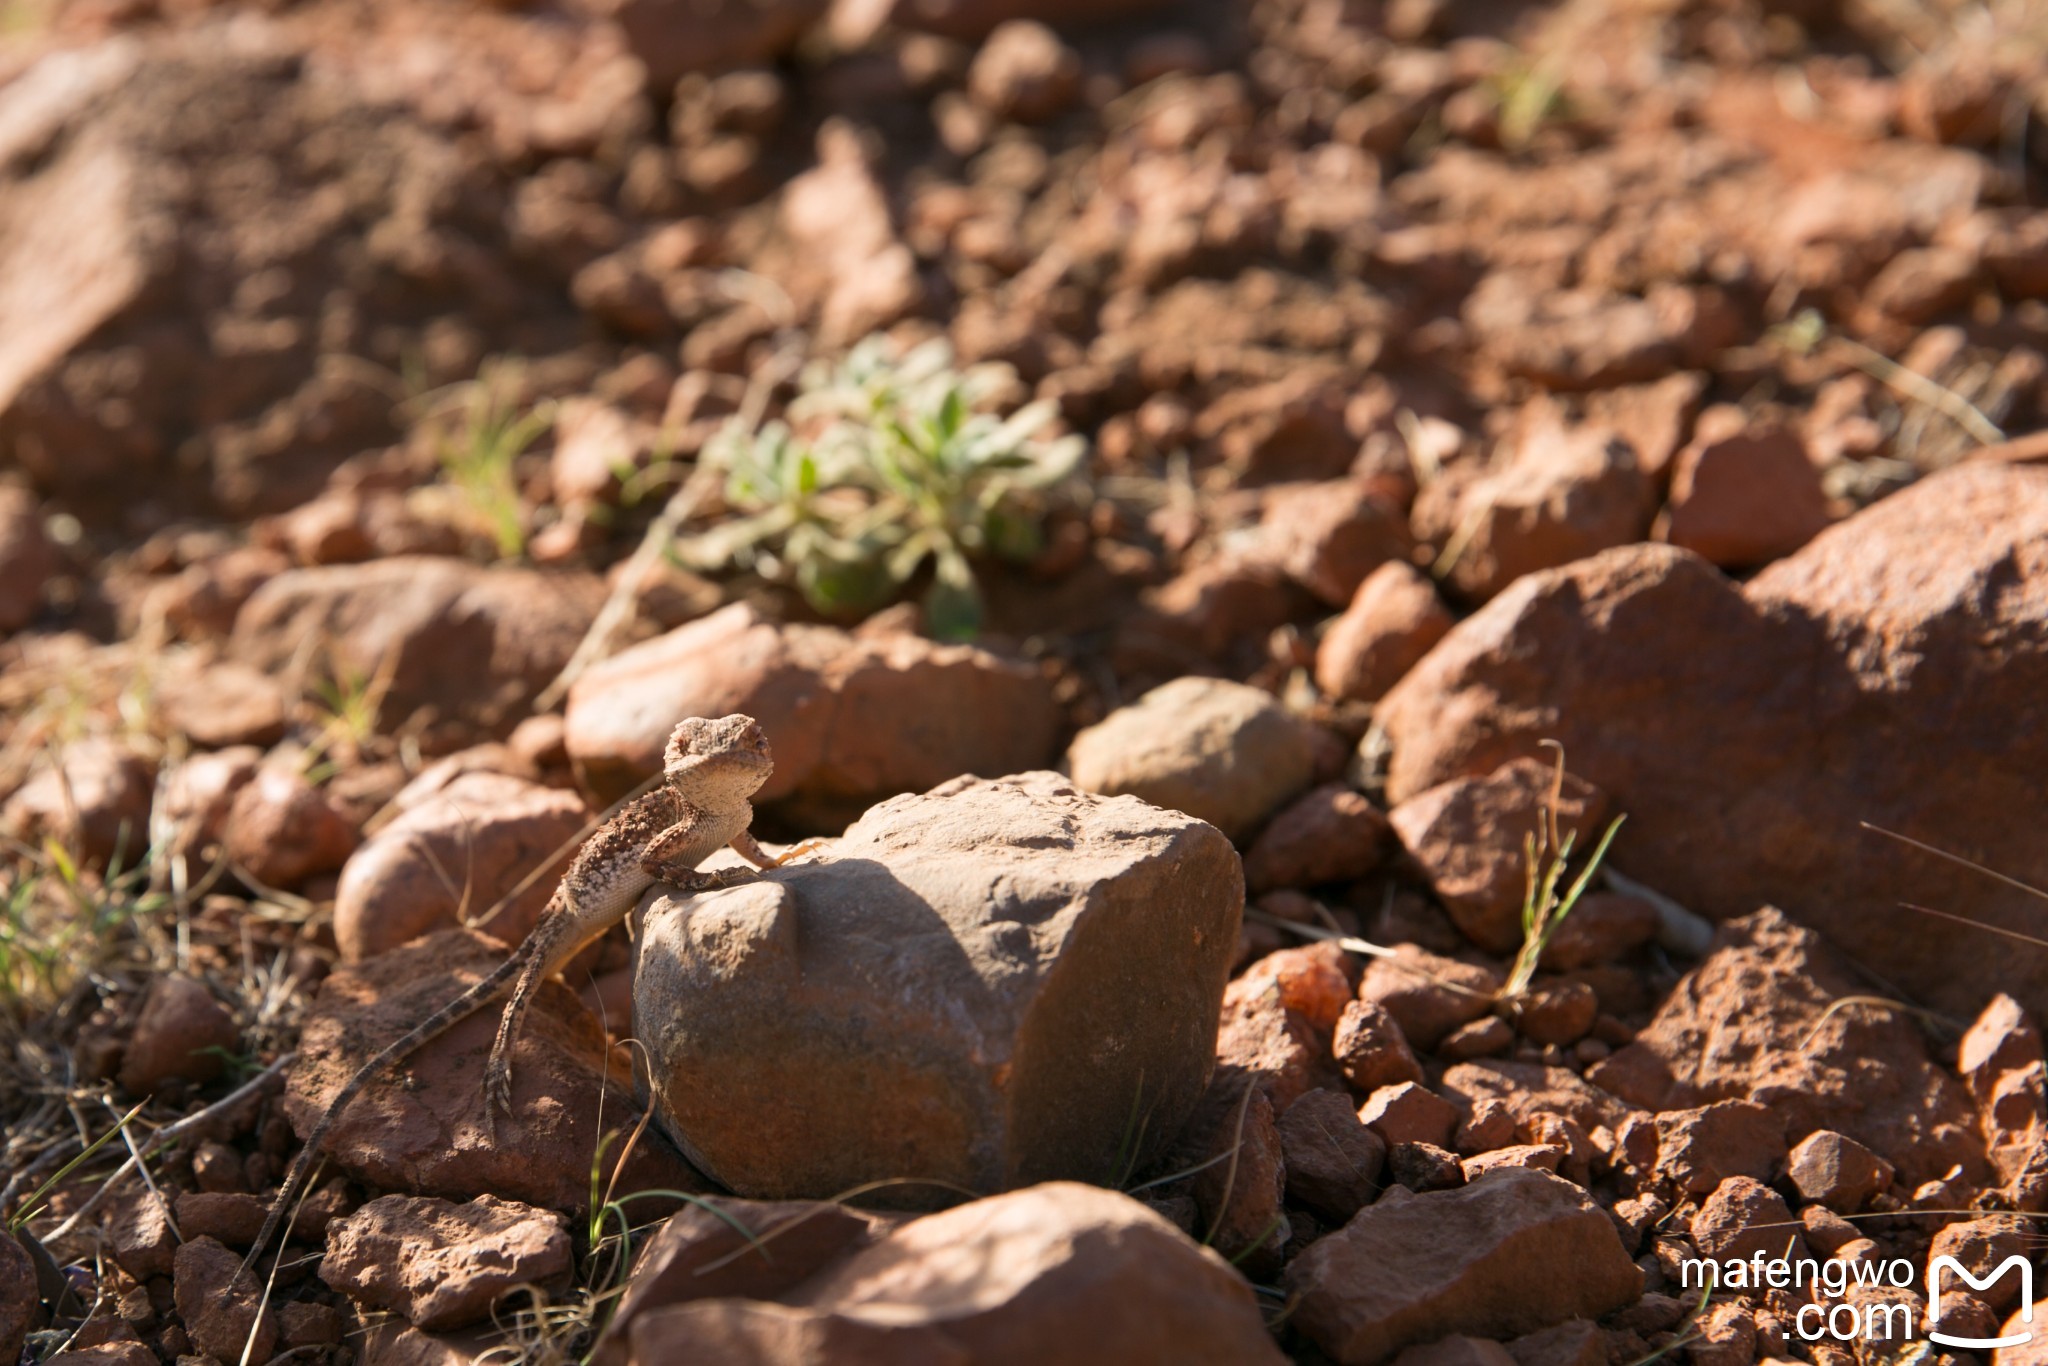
[663,713,775,800]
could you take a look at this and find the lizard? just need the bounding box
[243,713,817,1274]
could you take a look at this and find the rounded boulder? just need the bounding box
[635,771,1241,1203]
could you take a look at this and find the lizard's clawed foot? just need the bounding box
[763,837,828,868]
[481,1054,515,1143]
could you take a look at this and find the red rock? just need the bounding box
[1334,999,1427,1094]
[232,558,605,746]
[118,975,239,1096]
[1375,463,2048,1024]
[780,122,924,346]
[1864,246,1979,324]
[1536,893,1657,970]
[1511,981,1597,1047]
[1929,1217,2033,1311]
[1114,550,1310,679]
[1169,1077,1288,1268]
[278,1301,343,1349]
[1463,273,1689,392]
[831,0,1172,42]
[1285,1168,1643,1365]
[1431,417,1655,603]
[158,746,261,867]
[1360,1082,1459,1149]
[332,771,586,964]
[1281,1087,1387,1224]
[636,773,1241,1202]
[1316,561,1455,703]
[224,766,359,890]
[567,602,1056,816]
[1230,942,1357,1035]
[1394,1336,1517,1366]
[1442,1017,1515,1061]
[966,21,1078,124]
[631,1182,1285,1363]
[594,1198,890,1366]
[2,738,153,870]
[1259,481,1416,608]
[1656,416,1831,569]
[155,546,291,642]
[175,1191,269,1247]
[1507,1318,1605,1366]
[1196,373,1356,485]
[1959,995,2048,1209]
[1799,1205,1858,1256]
[284,928,704,1214]
[0,1232,32,1366]
[1653,1101,1786,1198]
[588,0,823,88]
[1388,758,1609,954]
[105,1190,176,1280]
[1387,1140,1467,1193]
[1462,1145,1564,1182]
[173,1236,277,1363]
[1586,909,1982,1186]
[0,486,56,633]
[1357,947,1501,1052]
[1068,676,1316,843]
[1786,1130,1894,1212]
[1244,783,1391,893]
[1690,1177,1805,1264]
[1437,1061,1632,1144]
[1584,374,1706,483]
[1217,986,1330,1114]
[1686,1303,1757,1366]
[321,1195,572,1331]
[156,659,288,749]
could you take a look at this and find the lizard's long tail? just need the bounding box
[240,944,533,1278]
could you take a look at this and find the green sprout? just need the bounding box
[679,337,1086,639]
[1502,746,1624,1001]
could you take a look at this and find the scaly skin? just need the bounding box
[243,713,818,1274]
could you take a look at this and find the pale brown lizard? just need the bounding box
[244,713,815,1272]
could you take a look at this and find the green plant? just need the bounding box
[422,362,556,560]
[1502,747,1624,1001]
[681,337,1086,639]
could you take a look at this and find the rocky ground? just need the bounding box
[2,0,2047,1361]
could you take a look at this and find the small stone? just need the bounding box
[278,1302,343,1348]
[1537,894,1658,971]
[1258,480,1416,608]
[1507,1318,1606,1366]
[321,1194,572,1331]
[1333,999,1427,1093]
[2,739,154,870]
[1656,414,1831,569]
[1068,676,1317,842]
[1243,783,1390,893]
[174,1192,269,1248]
[1513,982,1598,1047]
[1231,942,1357,1035]
[1927,1292,1998,1348]
[967,21,1079,124]
[118,975,239,1097]
[1360,1082,1460,1149]
[224,766,359,890]
[1454,1097,1520,1156]
[173,1236,277,1363]
[1441,1016,1515,1061]
[1357,947,1502,1052]
[1786,1130,1894,1212]
[1183,1080,1288,1269]
[1462,1145,1564,1182]
[1280,1088,1387,1224]
[105,1192,177,1280]
[1686,1301,1757,1366]
[156,660,288,749]
[1316,560,1456,703]
[1393,1335,1518,1366]
[1798,1205,1859,1256]
[1389,1141,1468,1193]
[0,486,57,633]
[1284,1168,1643,1363]
[1690,1177,1806,1264]
[1654,1102,1787,1197]
[0,1232,33,1366]
[1388,758,1609,954]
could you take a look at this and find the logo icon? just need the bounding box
[1927,1255,2033,1350]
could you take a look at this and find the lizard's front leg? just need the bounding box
[730,828,828,870]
